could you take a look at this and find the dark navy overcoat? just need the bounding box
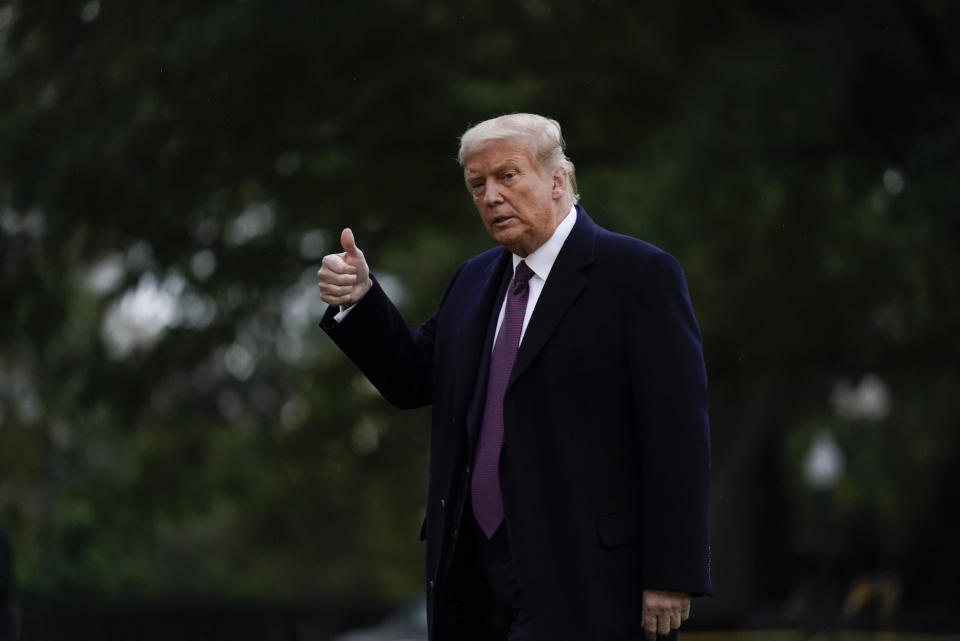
[322,207,711,641]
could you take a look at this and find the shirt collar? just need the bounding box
[511,205,577,280]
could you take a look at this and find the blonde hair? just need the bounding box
[458,113,580,203]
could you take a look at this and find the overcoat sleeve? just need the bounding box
[626,251,712,595]
[319,266,464,410]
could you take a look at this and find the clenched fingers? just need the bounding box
[320,252,357,277]
[318,267,359,287]
[668,609,681,634]
[658,613,671,637]
[641,611,659,641]
[318,281,354,297]
[642,589,690,640]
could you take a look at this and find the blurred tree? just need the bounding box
[0,0,957,621]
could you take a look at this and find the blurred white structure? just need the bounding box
[803,429,846,490]
[832,374,891,421]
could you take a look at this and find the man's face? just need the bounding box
[465,140,565,257]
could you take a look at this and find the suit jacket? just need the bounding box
[322,206,711,641]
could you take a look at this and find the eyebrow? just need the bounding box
[466,158,523,181]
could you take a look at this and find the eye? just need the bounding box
[503,171,517,181]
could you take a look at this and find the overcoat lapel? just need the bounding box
[452,249,512,452]
[508,208,597,389]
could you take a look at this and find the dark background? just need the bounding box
[1,0,958,638]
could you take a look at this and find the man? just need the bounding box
[318,114,711,640]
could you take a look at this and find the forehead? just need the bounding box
[464,140,537,176]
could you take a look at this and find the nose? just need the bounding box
[483,178,503,206]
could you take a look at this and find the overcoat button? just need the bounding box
[440,499,446,510]
[429,579,435,591]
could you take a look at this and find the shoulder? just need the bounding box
[449,244,507,284]
[462,244,506,270]
[574,207,679,271]
[427,244,507,308]
[592,224,683,278]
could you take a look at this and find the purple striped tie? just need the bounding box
[472,261,535,538]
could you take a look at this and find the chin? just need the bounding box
[492,232,521,252]
[487,224,530,254]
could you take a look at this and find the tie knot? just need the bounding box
[511,261,534,294]
[513,261,534,284]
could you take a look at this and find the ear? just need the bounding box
[551,169,567,200]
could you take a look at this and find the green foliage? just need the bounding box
[0,0,957,612]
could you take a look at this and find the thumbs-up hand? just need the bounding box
[317,228,372,307]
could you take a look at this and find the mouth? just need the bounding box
[490,214,515,227]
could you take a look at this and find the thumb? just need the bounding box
[341,227,361,258]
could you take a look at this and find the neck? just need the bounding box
[513,202,573,257]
